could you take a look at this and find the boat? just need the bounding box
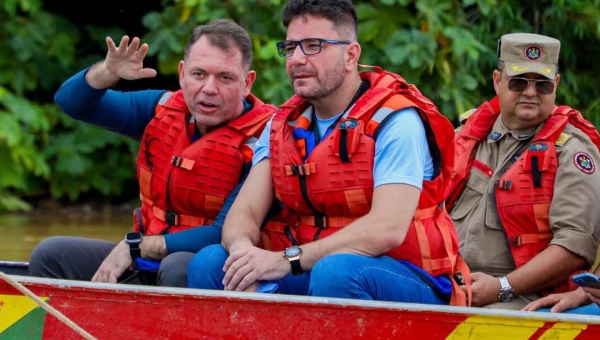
[1,261,600,339]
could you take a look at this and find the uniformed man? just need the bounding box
[445,33,600,310]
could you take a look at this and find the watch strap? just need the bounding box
[499,276,511,290]
[129,245,141,260]
[498,276,515,302]
[290,258,303,276]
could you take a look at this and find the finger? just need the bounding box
[108,273,118,284]
[140,68,158,79]
[106,37,118,52]
[459,285,467,294]
[223,257,248,288]
[235,271,257,292]
[223,250,245,272]
[128,37,141,54]
[118,36,129,53]
[135,43,150,60]
[91,271,100,282]
[227,264,254,291]
[244,282,258,293]
[550,299,572,313]
[94,273,107,283]
[587,293,600,305]
[223,255,246,287]
[522,297,554,311]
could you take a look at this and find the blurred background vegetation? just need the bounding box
[1,0,600,212]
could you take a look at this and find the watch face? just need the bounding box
[499,290,515,302]
[284,246,301,257]
[125,232,142,244]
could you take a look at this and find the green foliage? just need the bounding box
[0,0,138,211]
[1,0,600,211]
[140,0,600,124]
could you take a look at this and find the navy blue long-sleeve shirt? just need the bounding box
[54,68,250,254]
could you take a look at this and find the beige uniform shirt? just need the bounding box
[451,116,600,280]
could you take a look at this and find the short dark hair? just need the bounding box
[184,19,253,71]
[282,0,358,41]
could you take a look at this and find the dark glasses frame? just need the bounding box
[276,38,351,58]
[505,76,556,95]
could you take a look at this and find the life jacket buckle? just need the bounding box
[165,211,180,225]
[496,179,512,190]
[171,156,182,167]
[509,235,522,247]
[314,216,328,229]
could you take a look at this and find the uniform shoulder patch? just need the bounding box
[573,151,595,174]
[554,132,571,146]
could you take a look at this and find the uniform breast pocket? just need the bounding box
[450,168,492,222]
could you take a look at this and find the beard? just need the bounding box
[291,58,346,101]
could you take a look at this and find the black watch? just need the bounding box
[124,232,142,260]
[283,246,303,275]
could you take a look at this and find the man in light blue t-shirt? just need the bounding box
[188,0,466,306]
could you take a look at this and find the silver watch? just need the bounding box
[498,276,516,302]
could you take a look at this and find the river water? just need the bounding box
[0,211,131,262]
[2,211,600,268]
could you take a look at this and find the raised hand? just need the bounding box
[104,35,157,81]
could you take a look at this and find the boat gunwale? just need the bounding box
[3,274,600,324]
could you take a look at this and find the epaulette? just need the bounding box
[555,132,571,147]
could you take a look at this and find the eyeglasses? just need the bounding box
[506,76,555,95]
[276,38,351,58]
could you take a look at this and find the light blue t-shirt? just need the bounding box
[252,107,433,189]
[253,106,450,296]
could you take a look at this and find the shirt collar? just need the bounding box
[487,116,540,143]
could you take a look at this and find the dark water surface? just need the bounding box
[0,211,131,262]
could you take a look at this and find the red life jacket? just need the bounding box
[446,97,600,292]
[258,207,300,252]
[268,66,471,306]
[134,90,276,235]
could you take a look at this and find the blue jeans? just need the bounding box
[188,245,448,305]
[538,303,600,316]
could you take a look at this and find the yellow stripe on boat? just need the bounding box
[446,315,589,340]
[446,315,545,339]
[537,322,587,340]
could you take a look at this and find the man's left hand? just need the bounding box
[91,241,133,283]
[465,272,502,307]
[222,246,289,291]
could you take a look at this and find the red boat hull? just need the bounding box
[1,276,600,339]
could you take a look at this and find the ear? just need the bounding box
[178,60,185,89]
[492,69,502,94]
[345,42,361,71]
[554,73,560,90]
[244,70,257,97]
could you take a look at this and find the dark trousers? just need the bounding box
[29,236,194,287]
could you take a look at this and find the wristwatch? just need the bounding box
[124,232,142,260]
[283,246,303,275]
[498,276,516,302]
